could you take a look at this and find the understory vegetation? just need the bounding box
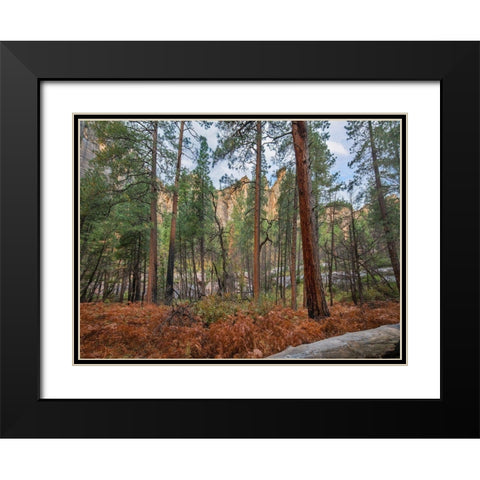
[80,298,399,359]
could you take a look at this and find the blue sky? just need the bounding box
[182,120,355,190]
[326,120,355,186]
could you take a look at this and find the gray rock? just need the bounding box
[268,323,401,359]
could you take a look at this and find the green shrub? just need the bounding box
[193,294,278,324]
[193,294,247,324]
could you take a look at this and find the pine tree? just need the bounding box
[146,121,158,304]
[292,121,330,319]
[345,120,400,290]
[165,121,185,304]
[80,120,152,303]
[214,121,265,302]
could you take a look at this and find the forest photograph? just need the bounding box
[78,117,403,361]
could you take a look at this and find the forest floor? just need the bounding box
[80,298,400,359]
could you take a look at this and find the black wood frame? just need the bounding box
[1,42,478,437]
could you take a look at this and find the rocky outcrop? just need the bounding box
[265,167,286,219]
[157,187,173,218]
[216,176,250,226]
[154,171,373,235]
[79,122,99,177]
[268,324,400,359]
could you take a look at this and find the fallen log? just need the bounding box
[268,324,401,359]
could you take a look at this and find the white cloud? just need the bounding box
[209,162,250,188]
[326,140,349,156]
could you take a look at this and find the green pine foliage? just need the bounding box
[80,119,401,306]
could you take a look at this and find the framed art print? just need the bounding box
[72,113,406,366]
[1,42,478,437]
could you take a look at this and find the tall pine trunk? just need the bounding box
[129,233,142,302]
[191,240,198,299]
[200,235,205,296]
[328,199,336,306]
[146,122,158,304]
[368,121,400,289]
[253,121,262,303]
[292,121,330,319]
[199,182,206,296]
[290,183,298,310]
[165,121,185,304]
[349,201,363,304]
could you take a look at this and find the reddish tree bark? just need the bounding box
[328,198,336,306]
[290,183,298,310]
[165,121,185,305]
[253,121,262,303]
[292,121,330,319]
[146,122,158,304]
